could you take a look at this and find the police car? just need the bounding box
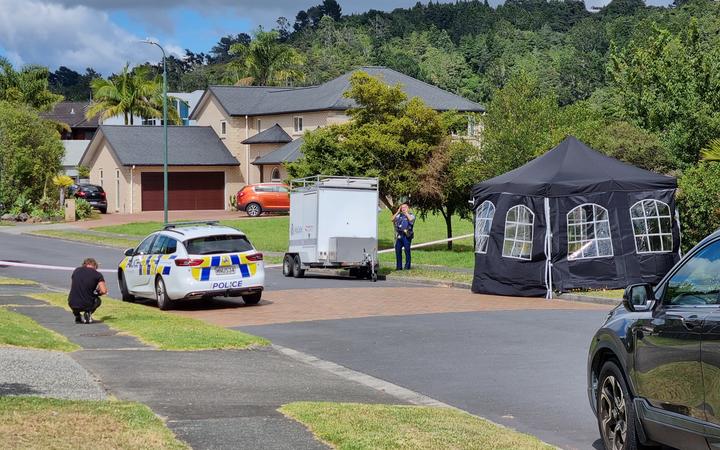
[117,221,264,310]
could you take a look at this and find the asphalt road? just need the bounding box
[240,310,610,450]
[0,232,401,296]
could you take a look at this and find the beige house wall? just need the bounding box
[86,140,131,214]
[261,165,288,183]
[195,94,352,188]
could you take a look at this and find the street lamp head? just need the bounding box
[141,38,158,45]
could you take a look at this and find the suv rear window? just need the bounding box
[184,235,253,255]
[81,185,103,193]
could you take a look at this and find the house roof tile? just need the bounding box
[241,123,292,144]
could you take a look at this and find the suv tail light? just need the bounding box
[246,253,263,262]
[99,192,106,198]
[76,191,86,197]
[175,258,205,266]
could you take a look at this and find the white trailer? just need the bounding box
[283,176,379,281]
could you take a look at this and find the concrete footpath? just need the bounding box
[2,293,405,450]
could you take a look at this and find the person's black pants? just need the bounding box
[395,235,412,270]
[72,297,101,319]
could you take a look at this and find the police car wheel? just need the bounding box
[282,255,294,277]
[155,277,173,311]
[119,271,135,302]
[292,255,304,278]
[246,203,262,217]
[242,292,262,305]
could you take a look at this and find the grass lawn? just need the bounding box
[0,307,79,352]
[30,293,269,351]
[0,276,38,285]
[30,230,140,249]
[0,397,187,450]
[93,210,475,266]
[280,402,552,450]
[574,289,624,299]
[380,266,472,285]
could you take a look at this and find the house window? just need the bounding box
[502,205,534,260]
[630,200,673,253]
[567,204,613,260]
[220,120,227,136]
[271,167,281,181]
[293,116,303,133]
[256,119,262,131]
[115,170,120,211]
[475,201,495,254]
[99,169,104,187]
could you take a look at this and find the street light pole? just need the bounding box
[142,39,169,224]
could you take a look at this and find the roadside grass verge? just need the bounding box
[0,307,79,352]
[30,293,269,351]
[379,240,474,269]
[0,276,38,285]
[280,402,553,450]
[30,230,140,249]
[380,266,472,285]
[0,396,187,450]
[573,289,624,299]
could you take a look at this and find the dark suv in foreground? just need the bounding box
[588,230,720,450]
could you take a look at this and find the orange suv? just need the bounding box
[237,183,290,217]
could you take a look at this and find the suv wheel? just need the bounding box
[597,361,642,450]
[282,254,294,277]
[246,202,262,217]
[118,271,135,302]
[155,277,173,311]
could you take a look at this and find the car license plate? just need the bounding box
[214,266,236,276]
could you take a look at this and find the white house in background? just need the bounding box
[102,90,204,126]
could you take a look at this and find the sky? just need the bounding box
[0,0,673,75]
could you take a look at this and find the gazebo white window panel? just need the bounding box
[475,201,495,254]
[503,205,534,260]
[630,200,673,253]
[567,204,613,260]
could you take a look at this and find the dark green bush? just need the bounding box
[676,162,720,252]
[75,199,93,220]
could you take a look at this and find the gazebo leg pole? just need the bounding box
[544,197,553,300]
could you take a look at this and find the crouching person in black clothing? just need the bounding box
[68,258,107,324]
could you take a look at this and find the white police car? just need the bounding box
[118,221,264,310]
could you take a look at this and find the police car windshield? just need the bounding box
[184,235,253,255]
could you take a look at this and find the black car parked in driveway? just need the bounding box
[588,230,720,450]
[70,184,107,214]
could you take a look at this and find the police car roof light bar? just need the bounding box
[163,220,220,230]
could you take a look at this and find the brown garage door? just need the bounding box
[141,172,225,211]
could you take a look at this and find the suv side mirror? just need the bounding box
[124,248,135,257]
[623,283,656,312]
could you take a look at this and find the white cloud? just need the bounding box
[0,0,179,74]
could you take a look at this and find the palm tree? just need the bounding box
[0,56,63,111]
[701,138,720,162]
[86,64,180,125]
[226,30,305,86]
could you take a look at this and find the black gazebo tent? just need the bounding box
[471,136,680,298]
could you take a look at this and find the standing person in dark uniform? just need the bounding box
[393,203,415,270]
[68,258,107,324]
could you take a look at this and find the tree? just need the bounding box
[677,162,720,251]
[48,66,99,101]
[0,57,63,111]
[608,20,720,166]
[86,64,180,125]
[0,101,64,207]
[480,71,559,179]
[287,71,444,211]
[226,30,304,86]
[415,139,482,249]
[320,0,342,21]
[209,34,251,63]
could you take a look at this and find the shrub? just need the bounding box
[676,162,720,252]
[75,198,93,220]
[10,194,32,215]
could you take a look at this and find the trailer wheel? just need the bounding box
[282,254,294,277]
[371,272,378,282]
[292,255,305,278]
